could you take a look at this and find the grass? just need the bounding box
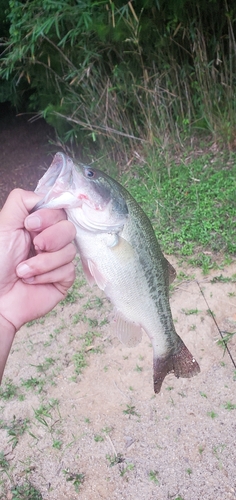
[122,150,236,262]
[123,405,140,417]
[11,482,42,500]
[0,379,19,400]
[106,453,125,467]
[63,470,85,493]
[207,411,218,419]
[223,401,236,410]
[5,416,29,449]
[0,451,10,471]
[217,331,236,351]
[149,470,159,484]
[181,308,200,315]
[21,377,45,393]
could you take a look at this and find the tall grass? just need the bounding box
[1,0,236,156]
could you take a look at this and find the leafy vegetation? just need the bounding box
[11,482,42,500]
[1,0,236,155]
[63,470,85,493]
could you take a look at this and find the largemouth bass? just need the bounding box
[33,152,200,393]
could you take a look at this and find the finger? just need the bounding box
[0,189,42,228]
[33,220,76,252]
[25,207,68,233]
[16,243,76,279]
[22,262,76,287]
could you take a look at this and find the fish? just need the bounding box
[33,152,200,393]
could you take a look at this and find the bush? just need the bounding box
[1,0,236,155]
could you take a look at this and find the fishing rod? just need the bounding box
[197,281,236,369]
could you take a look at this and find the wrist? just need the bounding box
[0,314,16,384]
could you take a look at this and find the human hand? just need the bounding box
[0,188,76,331]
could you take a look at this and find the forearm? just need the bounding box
[0,315,16,384]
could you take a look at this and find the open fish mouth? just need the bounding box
[32,152,78,211]
[31,152,127,233]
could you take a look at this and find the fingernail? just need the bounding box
[25,215,41,230]
[22,277,35,284]
[17,263,31,277]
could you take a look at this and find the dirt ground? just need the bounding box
[0,106,236,500]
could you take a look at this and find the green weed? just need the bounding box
[106,453,125,467]
[123,405,140,417]
[207,411,218,419]
[73,351,88,375]
[120,463,135,477]
[0,379,18,400]
[0,451,10,471]
[52,439,63,450]
[148,470,159,484]
[211,274,236,284]
[182,308,200,315]
[213,444,226,468]
[5,416,29,449]
[217,331,236,350]
[223,401,236,410]
[31,358,55,373]
[21,377,45,393]
[26,318,45,327]
[63,470,85,493]
[11,482,42,500]
[33,399,61,431]
[102,426,113,434]
[94,434,104,442]
[60,277,85,305]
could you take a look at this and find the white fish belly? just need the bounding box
[73,227,171,357]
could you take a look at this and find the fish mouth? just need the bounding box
[32,152,127,233]
[32,152,80,212]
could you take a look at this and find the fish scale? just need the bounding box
[33,152,200,393]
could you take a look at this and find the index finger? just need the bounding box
[25,207,68,233]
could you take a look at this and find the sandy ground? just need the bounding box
[0,257,235,500]
[0,107,235,499]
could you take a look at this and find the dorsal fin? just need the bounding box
[164,258,176,285]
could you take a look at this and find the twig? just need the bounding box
[106,435,117,456]
[196,281,236,369]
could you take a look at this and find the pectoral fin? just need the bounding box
[80,257,108,290]
[112,311,143,347]
[80,257,96,287]
[87,259,108,290]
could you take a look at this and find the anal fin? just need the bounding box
[112,311,143,348]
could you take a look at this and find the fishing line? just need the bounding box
[197,281,236,369]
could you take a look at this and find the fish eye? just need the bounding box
[84,168,95,178]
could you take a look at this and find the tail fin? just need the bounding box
[153,341,200,394]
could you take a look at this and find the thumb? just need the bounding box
[0,189,42,229]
